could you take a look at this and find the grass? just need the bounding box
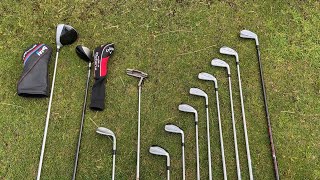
[0,0,319,179]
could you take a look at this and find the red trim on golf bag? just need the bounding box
[100,56,109,77]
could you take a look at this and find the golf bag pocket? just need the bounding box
[17,44,52,97]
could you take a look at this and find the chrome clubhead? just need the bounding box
[56,24,78,49]
[211,58,231,75]
[240,30,259,45]
[126,69,148,78]
[76,45,92,62]
[149,146,169,157]
[220,46,239,62]
[165,124,183,134]
[198,72,218,88]
[190,88,207,98]
[178,104,197,114]
[96,127,116,150]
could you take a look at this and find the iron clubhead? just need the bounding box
[56,24,78,49]
[211,58,231,75]
[220,46,239,62]
[165,123,183,134]
[190,88,207,98]
[198,72,218,89]
[76,45,92,62]
[126,69,148,79]
[240,30,259,45]
[96,127,115,138]
[149,145,169,157]
[178,104,197,114]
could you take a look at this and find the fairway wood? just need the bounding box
[211,58,231,75]
[56,24,78,49]
[198,72,218,88]
[220,46,239,62]
[240,30,259,45]
[178,104,197,114]
[76,45,92,62]
[165,124,183,134]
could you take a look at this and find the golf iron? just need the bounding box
[72,45,93,180]
[198,72,227,180]
[164,123,185,180]
[178,104,200,180]
[189,88,213,180]
[126,69,148,180]
[96,127,116,180]
[149,145,171,180]
[212,58,241,180]
[220,46,253,180]
[37,24,78,180]
[240,30,279,180]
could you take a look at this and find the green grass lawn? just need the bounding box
[0,1,319,179]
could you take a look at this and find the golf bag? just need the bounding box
[17,44,52,97]
[90,43,114,111]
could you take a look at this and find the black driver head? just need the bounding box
[56,24,78,49]
[75,45,92,62]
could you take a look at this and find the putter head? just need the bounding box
[126,69,148,79]
[165,123,183,134]
[198,72,218,88]
[96,127,115,139]
[219,46,239,62]
[56,24,78,49]
[75,45,92,62]
[211,58,230,75]
[240,30,259,45]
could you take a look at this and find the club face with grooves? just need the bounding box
[165,124,183,134]
[240,30,259,45]
[211,58,231,75]
[189,88,207,98]
[76,45,92,62]
[56,24,78,49]
[220,46,238,62]
[178,104,196,114]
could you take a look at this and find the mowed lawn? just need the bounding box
[0,1,319,179]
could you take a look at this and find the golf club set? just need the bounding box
[147,31,279,179]
[17,23,279,179]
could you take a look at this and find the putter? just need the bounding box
[211,58,241,180]
[149,145,171,180]
[178,104,200,180]
[189,88,212,180]
[37,24,78,180]
[220,46,253,180]
[72,45,93,180]
[240,30,279,180]
[164,124,185,180]
[198,72,227,180]
[96,127,116,180]
[126,69,148,180]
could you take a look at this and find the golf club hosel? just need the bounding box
[138,77,144,87]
